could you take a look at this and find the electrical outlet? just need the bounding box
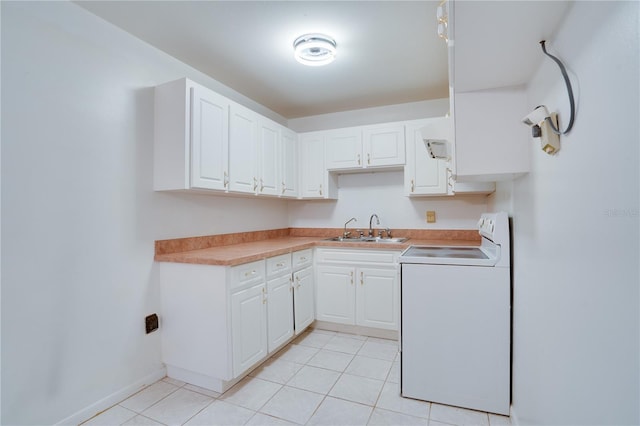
[426,211,436,223]
[145,314,159,334]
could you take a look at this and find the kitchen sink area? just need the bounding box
[324,236,408,243]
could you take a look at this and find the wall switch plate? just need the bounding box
[145,314,159,334]
[426,211,436,223]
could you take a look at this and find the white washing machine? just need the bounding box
[399,212,511,415]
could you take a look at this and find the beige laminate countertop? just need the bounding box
[154,236,480,267]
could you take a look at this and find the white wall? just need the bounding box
[288,98,450,132]
[288,171,488,230]
[1,2,288,425]
[490,2,639,424]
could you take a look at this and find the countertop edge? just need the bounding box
[154,237,480,266]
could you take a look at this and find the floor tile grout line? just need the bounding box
[177,395,219,426]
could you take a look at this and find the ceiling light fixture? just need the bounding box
[293,34,337,66]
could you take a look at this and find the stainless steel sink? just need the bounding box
[324,236,408,243]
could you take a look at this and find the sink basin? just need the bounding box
[324,236,408,243]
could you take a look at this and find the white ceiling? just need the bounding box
[76,1,449,119]
[75,1,572,120]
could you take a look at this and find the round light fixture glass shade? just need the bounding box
[293,34,337,66]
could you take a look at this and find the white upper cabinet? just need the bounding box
[324,128,363,170]
[324,124,405,171]
[190,86,230,190]
[404,119,449,196]
[280,127,299,198]
[154,78,230,191]
[446,0,531,182]
[229,103,259,194]
[451,88,529,182]
[154,78,298,198]
[299,132,338,200]
[363,124,405,167]
[257,118,279,196]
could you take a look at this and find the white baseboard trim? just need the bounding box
[510,405,520,426]
[55,366,167,426]
[313,321,399,340]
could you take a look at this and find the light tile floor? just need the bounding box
[83,329,512,426]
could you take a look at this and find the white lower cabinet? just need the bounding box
[315,265,356,324]
[315,249,400,331]
[231,281,268,377]
[356,267,398,329]
[159,250,314,393]
[293,266,315,333]
[266,274,294,352]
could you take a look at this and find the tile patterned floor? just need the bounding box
[83,329,512,426]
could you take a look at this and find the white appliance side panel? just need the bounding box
[401,264,510,415]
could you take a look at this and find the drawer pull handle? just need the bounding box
[367,153,371,165]
[357,154,361,165]
[276,262,285,267]
[299,257,307,261]
[410,179,415,192]
[350,271,354,285]
[253,177,258,191]
[244,270,257,277]
[360,271,364,286]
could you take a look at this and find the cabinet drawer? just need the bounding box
[230,260,265,289]
[292,249,313,270]
[266,253,292,277]
[316,248,399,265]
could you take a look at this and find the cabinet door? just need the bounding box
[404,122,449,196]
[267,275,294,352]
[280,128,299,198]
[229,103,258,193]
[231,283,268,377]
[293,266,315,334]
[190,85,229,190]
[299,133,325,198]
[257,119,279,196]
[315,265,355,325]
[363,125,405,168]
[356,267,398,330]
[324,128,363,170]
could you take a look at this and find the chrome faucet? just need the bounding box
[343,217,357,238]
[368,214,380,237]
